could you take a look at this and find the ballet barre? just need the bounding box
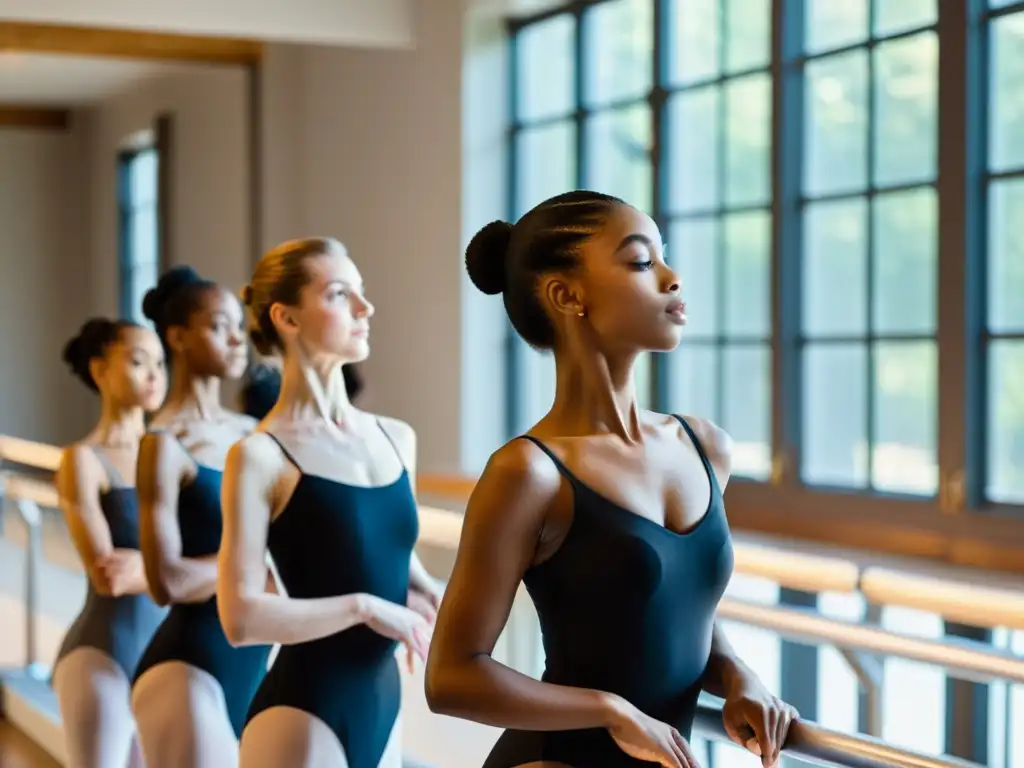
[693,699,979,768]
[0,435,61,473]
[0,473,49,680]
[715,597,1024,685]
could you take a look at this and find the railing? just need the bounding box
[692,700,979,768]
[0,474,53,681]
[2,435,1019,768]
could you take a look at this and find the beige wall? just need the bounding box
[0,126,92,443]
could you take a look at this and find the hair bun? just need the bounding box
[241,284,254,305]
[465,220,513,296]
[61,318,118,392]
[142,265,203,323]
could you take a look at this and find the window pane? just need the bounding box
[722,344,771,479]
[129,265,158,325]
[583,0,653,107]
[805,0,868,55]
[515,121,576,217]
[129,148,158,206]
[515,14,576,122]
[723,210,770,337]
[873,0,936,37]
[803,197,867,337]
[989,13,1024,173]
[667,0,719,86]
[988,178,1024,333]
[817,591,865,735]
[987,340,1024,504]
[130,206,158,268]
[873,33,938,187]
[872,187,937,335]
[881,607,946,754]
[514,344,557,434]
[666,344,718,420]
[724,73,771,207]
[725,0,770,73]
[585,104,652,212]
[802,343,868,487]
[804,51,869,196]
[872,341,938,495]
[666,87,720,215]
[669,218,719,339]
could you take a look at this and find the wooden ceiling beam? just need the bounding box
[0,21,263,65]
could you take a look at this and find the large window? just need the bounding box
[509,0,1023,761]
[508,0,1024,555]
[986,8,1024,505]
[117,146,160,324]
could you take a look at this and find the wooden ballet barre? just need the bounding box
[693,698,979,768]
[0,435,62,473]
[1,474,59,510]
[716,596,1024,686]
[860,567,1024,632]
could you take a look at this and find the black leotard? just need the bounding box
[243,424,419,768]
[55,446,167,679]
[132,459,271,737]
[483,415,734,768]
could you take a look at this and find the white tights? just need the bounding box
[131,661,238,768]
[52,646,144,768]
[239,707,402,768]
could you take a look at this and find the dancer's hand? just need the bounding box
[721,673,798,767]
[606,697,701,767]
[362,595,432,671]
[97,549,143,596]
[407,586,438,626]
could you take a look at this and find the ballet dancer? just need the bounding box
[130,266,271,768]
[218,237,442,768]
[425,191,798,768]
[53,317,167,768]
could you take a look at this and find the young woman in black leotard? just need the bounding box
[218,237,442,768]
[130,267,272,768]
[53,318,167,768]
[426,191,799,768]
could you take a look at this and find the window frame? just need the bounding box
[506,0,1024,576]
[117,144,162,323]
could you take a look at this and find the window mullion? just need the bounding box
[770,0,804,487]
[936,0,977,510]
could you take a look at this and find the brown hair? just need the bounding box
[242,237,343,355]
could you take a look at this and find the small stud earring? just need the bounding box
[577,309,586,317]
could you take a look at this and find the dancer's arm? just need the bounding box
[57,445,146,596]
[137,432,218,605]
[218,432,417,647]
[425,439,634,731]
